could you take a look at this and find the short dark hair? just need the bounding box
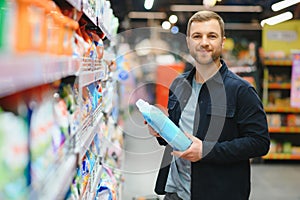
[186,10,225,37]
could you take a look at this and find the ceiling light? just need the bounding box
[169,15,178,24]
[144,0,154,10]
[271,0,300,11]
[170,5,262,12]
[260,11,293,27]
[203,0,222,7]
[162,21,171,30]
[171,26,179,34]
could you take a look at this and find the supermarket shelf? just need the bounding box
[82,2,97,26]
[42,154,77,199]
[80,158,103,200]
[82,2,113,41]
[90,161,103,194]
[0,54,80,98]
[269,127,300,133]
[265,106,300,113]
[79,68,107,87]
[79,71,96,87]
[79,61,108,87]
[262,153,300,160]
[263,59,292,66]
[81,174,92,199]
[229,65,257,74]
[0,1,121,199]
[98,20,112,41]
[266,83,291,89]
[65,0,81,11]
[77,106,104,160]
[95,67,108,81]
[30,154,77,200]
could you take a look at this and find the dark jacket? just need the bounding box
[155,60,270,200]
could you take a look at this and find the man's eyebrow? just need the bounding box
[191,31,219,35]
[208,31,219,35]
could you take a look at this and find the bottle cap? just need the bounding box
[136,99,149,111]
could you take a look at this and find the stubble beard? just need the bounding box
[193,52,218,67]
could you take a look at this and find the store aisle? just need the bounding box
[121,109,165,200]
[250,163,300,200]
[121,109,300,200]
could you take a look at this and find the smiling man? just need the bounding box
[147,10,270,200]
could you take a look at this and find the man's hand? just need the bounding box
[144,121,161,138]
[172,133,203,162]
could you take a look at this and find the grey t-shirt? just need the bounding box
[165,77,202,199]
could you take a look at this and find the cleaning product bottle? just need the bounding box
[136,99,192,151]
[0,0,6,50]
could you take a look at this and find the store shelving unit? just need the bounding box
[263,153,300,160]
[0,54,81,98]
[65,0,81,10]
[262,58,300,160]
[0,0,122,199]
[30,154,78,199]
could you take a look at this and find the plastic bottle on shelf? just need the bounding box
[136,99,192,151]
[15,0,50,52]
[0,0,6,50]
[1,0,17,52]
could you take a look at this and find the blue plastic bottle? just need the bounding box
[136,99,192,151]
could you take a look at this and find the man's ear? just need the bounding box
[222,36,226,48]
[186,36,190,49]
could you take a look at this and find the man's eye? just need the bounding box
[209,35,217,39]
[193,35,201,39]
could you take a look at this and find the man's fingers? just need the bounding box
[146,123,161,138]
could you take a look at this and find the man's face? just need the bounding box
[186,19,225,65]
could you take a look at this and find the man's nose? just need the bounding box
[200,36,209,46]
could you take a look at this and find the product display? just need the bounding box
[0,0,123,199]
[262,56,300,160]
[0,110,29,200]
[262,21,300,160]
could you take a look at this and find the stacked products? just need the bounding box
[0,0,123,199]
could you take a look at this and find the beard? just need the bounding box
[191,51,219,66]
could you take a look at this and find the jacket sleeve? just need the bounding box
[156,137,168,145]
[201,86,270,163]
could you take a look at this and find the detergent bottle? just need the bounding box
[136,99,192,151]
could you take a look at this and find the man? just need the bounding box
[147,10,270,200]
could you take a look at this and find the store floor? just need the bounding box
[120,109,300,200]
